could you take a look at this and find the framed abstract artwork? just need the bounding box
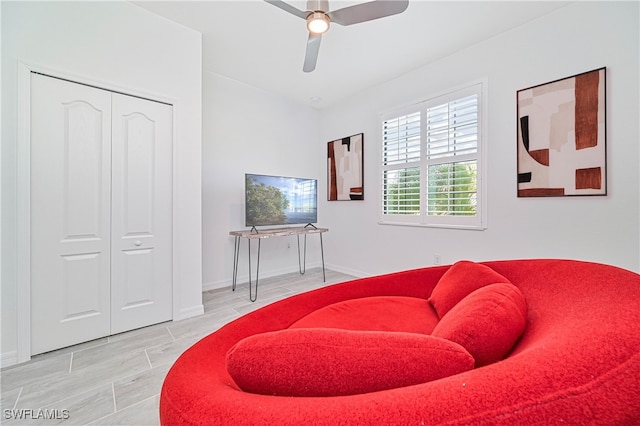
[517,67,606,197]
[327,133,364,201]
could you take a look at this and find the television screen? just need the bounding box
[245,174,318,227]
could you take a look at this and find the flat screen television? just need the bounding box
[245,174,318,227]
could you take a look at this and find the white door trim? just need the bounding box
[16,62,180,364]
[16,62,33,365]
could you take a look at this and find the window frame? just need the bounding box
[379,81,487,230]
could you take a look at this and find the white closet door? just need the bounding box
[30,73,112,355]
[110,93,173,334]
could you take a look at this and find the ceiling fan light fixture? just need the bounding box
[306,12,330,34]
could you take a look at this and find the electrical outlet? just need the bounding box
[433,254,441,265]
[287,242,291,249]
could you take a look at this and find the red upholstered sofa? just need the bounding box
[160,259,640,425]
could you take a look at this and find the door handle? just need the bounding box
[134,240,142,247]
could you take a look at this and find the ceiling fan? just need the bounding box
[264,0,409,72]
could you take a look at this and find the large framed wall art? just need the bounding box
[517,67,606,197]
[327,133,364,201]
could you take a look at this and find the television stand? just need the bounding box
[229,226,328,302]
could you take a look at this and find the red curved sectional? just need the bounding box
[160,259,640,425]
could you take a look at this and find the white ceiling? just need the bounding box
[133,0,571,108]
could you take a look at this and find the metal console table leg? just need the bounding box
[297,234,306,275]
[247,238,261,302]
[296,233,325,282]
[320,232,326,282]
[231,236,240,291]
[231,236,261,302]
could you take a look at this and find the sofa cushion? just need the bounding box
[432,282,527,367]
[289,296,439,334]
[226,328,474,397]
[429,260,512,318]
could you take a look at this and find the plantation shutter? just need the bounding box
[425,94,478,217]
[379,82,484,229]
[382,112,421,216]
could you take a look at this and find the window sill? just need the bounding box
[377,220,486,231]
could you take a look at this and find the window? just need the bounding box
[380,83,485,229]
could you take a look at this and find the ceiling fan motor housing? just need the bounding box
[307,0,330,13]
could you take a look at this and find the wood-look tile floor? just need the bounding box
[0,268,355,425]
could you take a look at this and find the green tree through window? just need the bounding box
[383,168,420,215]
[428,161,477,216]
[246,176,290,225]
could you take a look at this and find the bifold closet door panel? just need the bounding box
[110,93,173,334]
[30,73,112,355]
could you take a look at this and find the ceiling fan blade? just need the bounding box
[264,0,310,19]
[303,33,322,72]
[328,0,409,26]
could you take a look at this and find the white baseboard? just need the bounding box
[202,281,228,292]
[1,350,18,368]
[202,263,323,292]
[324,263,370,279]
[202,277,232,292]
[174,304,204,322]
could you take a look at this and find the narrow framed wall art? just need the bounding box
[327,133,364,201]
[517,67,606,197]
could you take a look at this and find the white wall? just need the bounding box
[1,1,203,366]
[202,72,322,290]
[200,1,639,291]
[318,1,640,276]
